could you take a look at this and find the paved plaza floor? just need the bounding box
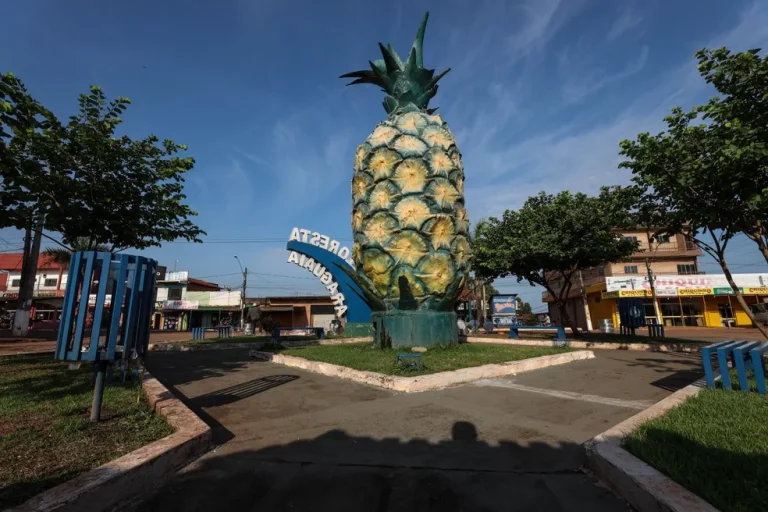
[137,348,703,511]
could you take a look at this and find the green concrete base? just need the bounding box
[344,322,375,337]
[373,310,458,348]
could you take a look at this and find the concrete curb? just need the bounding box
[248,350,594,393]
[148,337,371,352]
[13,373,212,512]
[584,377,719,512]
[468,336,705,353]
[0,350,56,357]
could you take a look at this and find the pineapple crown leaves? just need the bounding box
[340,12,450,116]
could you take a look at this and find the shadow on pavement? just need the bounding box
[146,350,258,388]
[137,422,629,512]
[191,375,299,409]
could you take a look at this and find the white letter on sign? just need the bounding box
[287,251,300,264]
[299,228,310,242]
[319,235,330,250]
[320,272,333,285]
[289,227,300,242]
[310,232,321,246]
[329,240,339,254]
[337,247,350,260]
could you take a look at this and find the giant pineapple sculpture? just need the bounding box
[341,12,471,347]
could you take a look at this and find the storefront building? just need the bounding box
[543,227,768,330]
[245,296,338,331]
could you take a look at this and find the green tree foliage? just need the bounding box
[43,237,113,266]
[0,73,62,229]
[1,78,204,250]
[516,300,540,326]
[694,47,768,261]
[474,188,637,335]
[619,47,768,338]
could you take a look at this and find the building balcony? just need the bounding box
[629,241,702,259]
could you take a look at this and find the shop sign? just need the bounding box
[163,300,199,310]
[619,290,649,298]
[601,291,620,299]
[745,287,768,295]
[714,287,741,295]
[287,227,354,317]
[288,227,355,267]
[678,288,713,296]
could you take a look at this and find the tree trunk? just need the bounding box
[13,215,43,337]
[722,259,768,340]
[556,300,580,337]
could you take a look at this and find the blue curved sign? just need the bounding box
[286,240,371,324]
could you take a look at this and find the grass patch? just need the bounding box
[184,334,319,345]
[0,354,173,509]
[277,342,573,376]
[623,389,768,512]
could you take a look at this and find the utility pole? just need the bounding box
[234,256,247,332]
[645,258,662,324]
[13,216,43,337]
[577,270,593,331]
[241,267,247,331]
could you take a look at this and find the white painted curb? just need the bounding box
[584,377,720,512]
[13,373,211,512]
[249,350,594,393]
[469,336,705,353]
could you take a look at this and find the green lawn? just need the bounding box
[623,389,768,512]
[278,342,573,376]
[0,354,173,509]
[186,334,319,345]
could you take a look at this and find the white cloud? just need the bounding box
[461,1,768,223]
[560,45,649,104]
[606,6,643,41]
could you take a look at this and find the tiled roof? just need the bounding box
[0,253,66,271]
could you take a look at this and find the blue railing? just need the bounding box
[191,326,233,340]
[701,340,768,394]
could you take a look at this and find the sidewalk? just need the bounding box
[136,348,701,511]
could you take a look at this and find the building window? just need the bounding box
[597,266,605,277]
[11,279,20,287]
[655,234,670,243]
[44,278,57,287]
[167,288,182,300]
[677,264,697,275]
[718,303,734,320]
[624,265,639,274]
[623,236,638,243]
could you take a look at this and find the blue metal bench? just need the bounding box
[701,340,768,393]
[508,324,567,345]
[192,326,233,341]
[272,326,325,340]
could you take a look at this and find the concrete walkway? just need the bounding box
[138,348,702,511]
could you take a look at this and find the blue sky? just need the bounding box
[3,0,768,309]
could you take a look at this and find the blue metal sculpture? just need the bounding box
[286,240,372,336]
[55,251,157,420]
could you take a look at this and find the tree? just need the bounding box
[517,300,540,326]
[693,47,768,262]
[1,77,205,335]
[43,237,113,266]
[474,188,638,336]
[619,105,768,338]
[0,73,64,336]
[46,87,205,250]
